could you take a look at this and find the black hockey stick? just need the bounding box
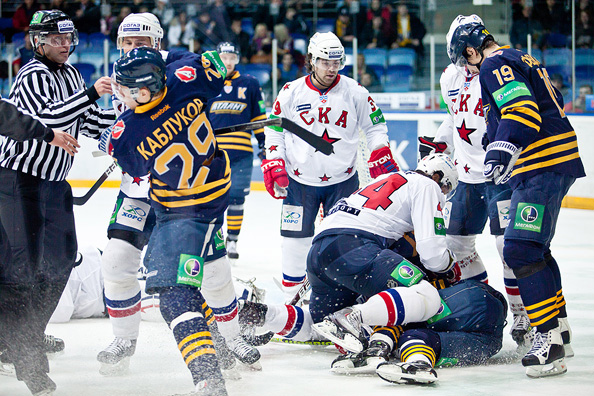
[73,161,118,206]
[215,117,333,156]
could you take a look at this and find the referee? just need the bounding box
[0,10,114,395]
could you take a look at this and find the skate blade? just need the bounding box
[46,350,65,360]
[376,366,438,385]
[0,363,15,377]
[237,360,262,371]
[331,357,386,375]
[525,358,567,378]
[311,321,364,353]
[222,367,242,380]
[99,357,131,376]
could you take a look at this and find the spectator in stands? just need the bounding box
[130,0,153,13]
[361,15,392,49]
[167,10,196,49]
[230,18,252,64]
[194,11,226,50]
[12,0,41,33]
[278,52,303,86]
[550,73,572,104]
[366,0,393,32]
[152,0,175,32]
[12,31,34,75]
[576,10,594,48]
[250,23,273,63]
[361,71,383,92]
[283,7,309,36]
[109,6,132,44]
[533,0,570,47]
[578,0,594,17]
[49,0,71,15]
[510,4,543,50]
[209,0,232,42]
[335,6,356,47]
[71,0,102,34]
[254,0,286,31]
[274,23,294,58]
[349,53,381,87]
[565,84,593,112]
[390,2,426,58]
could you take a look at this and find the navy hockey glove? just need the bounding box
[368,146,399,178]
[418,136,447,159]
[484,141,521,185]
[98,125,113,156]
[257,140,266,161]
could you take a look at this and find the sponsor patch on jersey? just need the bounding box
[514,202,544,232]
[442,201,452,229]
[426,298,452,324]
[111,119,125,140]
[369,109,385,125]
[214,230,225,251]
[224,85,233,94]
[497,199,511,228]
[175,66,197,82]
[493,81,531,108]
[281,204,303,231]
[434,217,446,235]
[114,198,150,230]
[390,260,423,287]
[259,100,266,114]
[296,104,311,112]
[176,254,204,288]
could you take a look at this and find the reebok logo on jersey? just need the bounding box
[175,66,197,82]
[112,119,125,139]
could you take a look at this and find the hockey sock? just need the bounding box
[281,236,312,288]
[355,281,441,326]
[497,236,526,315]
[226,204,244,240]
[200,257,240,341]
[260,304,314,341]
[159,288,223,385]
[369,326,404,352]
[102,238,142,339]
[446,235,488,282]
[544,252,568,318]
[399,341,435,366]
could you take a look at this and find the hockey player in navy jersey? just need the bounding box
[448,18,586,378]
[106,47,256,395]
[207,42,267,260]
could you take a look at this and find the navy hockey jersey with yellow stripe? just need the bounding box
[206,71,266,161]
[111,51,230,218]
[480,46,585,187]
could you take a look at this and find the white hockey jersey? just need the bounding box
[265,74,389,186]
[436,64,487,184]
[316,171,451,273]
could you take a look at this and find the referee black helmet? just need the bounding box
[29,10,79,55]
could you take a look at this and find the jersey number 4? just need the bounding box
[358,173,407,210]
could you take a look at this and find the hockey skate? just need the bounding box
[172,377,228,396]
[227,336,261,370]
[42,334,65,358]
[330,340,392,375]
[558,317,574,358]
[23,371,57,396]
[510,314,532,351]
[376,360,438,385]
[0,349,15,377]
[311,307,369,353]
[522,326,567,378]
[237,300,267,327]
[226,238,239,260]
[97,338,137,376]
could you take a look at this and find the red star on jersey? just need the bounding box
[454,159,459,166]
[283,83,291,90]
[345,166,354,174]
[132,177,143,185]
[319,174,331,182]
[456,120,476,145]
[293,169,302,176]
[321,129,340,145]
[268,145,278,152]
[464,164,471,174]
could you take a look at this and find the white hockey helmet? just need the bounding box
[417,153,459,194]
[117,13,164,50]
[308,32,346,70]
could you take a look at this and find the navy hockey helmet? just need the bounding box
[113,47,166,102]
[446,15,492,67]
[29,10,79,54]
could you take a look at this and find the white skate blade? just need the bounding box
[237,360,262,371]
[46,350,65,360]
[525,358,567,378]
[0,362,15,377]
[311,321,364,353]
[331,357,386,375]
[376,364,438,384]
[222,366,242,380]
[99,357,131,376]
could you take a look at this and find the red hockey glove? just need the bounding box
[418,136,447,159]
[368,146,399,179]
[261,158,289,199]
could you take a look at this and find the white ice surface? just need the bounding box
[1,189,593,396]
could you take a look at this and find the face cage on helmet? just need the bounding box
[312,55,346,71]
[111,76,141,102]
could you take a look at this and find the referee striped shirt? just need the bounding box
[0,56,115,181]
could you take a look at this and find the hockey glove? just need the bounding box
[418,136,447,159]
[261,158,289,199]
[368,146,399,179]
[484,141,521,185]
[98,125,113,156]
[257,140,266,161]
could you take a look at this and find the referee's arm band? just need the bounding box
[42,128,55,143]
[85,85,101,102]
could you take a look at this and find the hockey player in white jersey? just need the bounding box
[261,31,398,302]
[417,14,529,348]
[240,154,460,346]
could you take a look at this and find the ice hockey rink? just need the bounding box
[1,187,593,396]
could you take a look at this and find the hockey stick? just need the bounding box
[72,161,118,206]
[270,337,332,346]
[288,277,311,306]
[215,117,333,156]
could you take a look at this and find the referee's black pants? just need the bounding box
[0,168,77,380]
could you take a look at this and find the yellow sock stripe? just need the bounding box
[525,295,557,311]
[227,220,243,226]
[184,348,217,365]
[556,290,566,307]
[201,303,214,322]
[178,331,211,350]
[401,345,436,366]
[227,215,243,220]
[530,309,559,327]
[527,302,558,319]
[181,339,214,358]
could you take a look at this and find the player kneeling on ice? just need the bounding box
[104,47,262,395]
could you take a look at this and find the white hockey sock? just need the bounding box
[261,304,314,341]
[446,235,488,282]
[281,236,312,300]
[101,238,143,339]
[356,281,441,326]
[200,256,240,341]
[496,236,526,315]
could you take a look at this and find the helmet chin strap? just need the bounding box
[311,70,332,89]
